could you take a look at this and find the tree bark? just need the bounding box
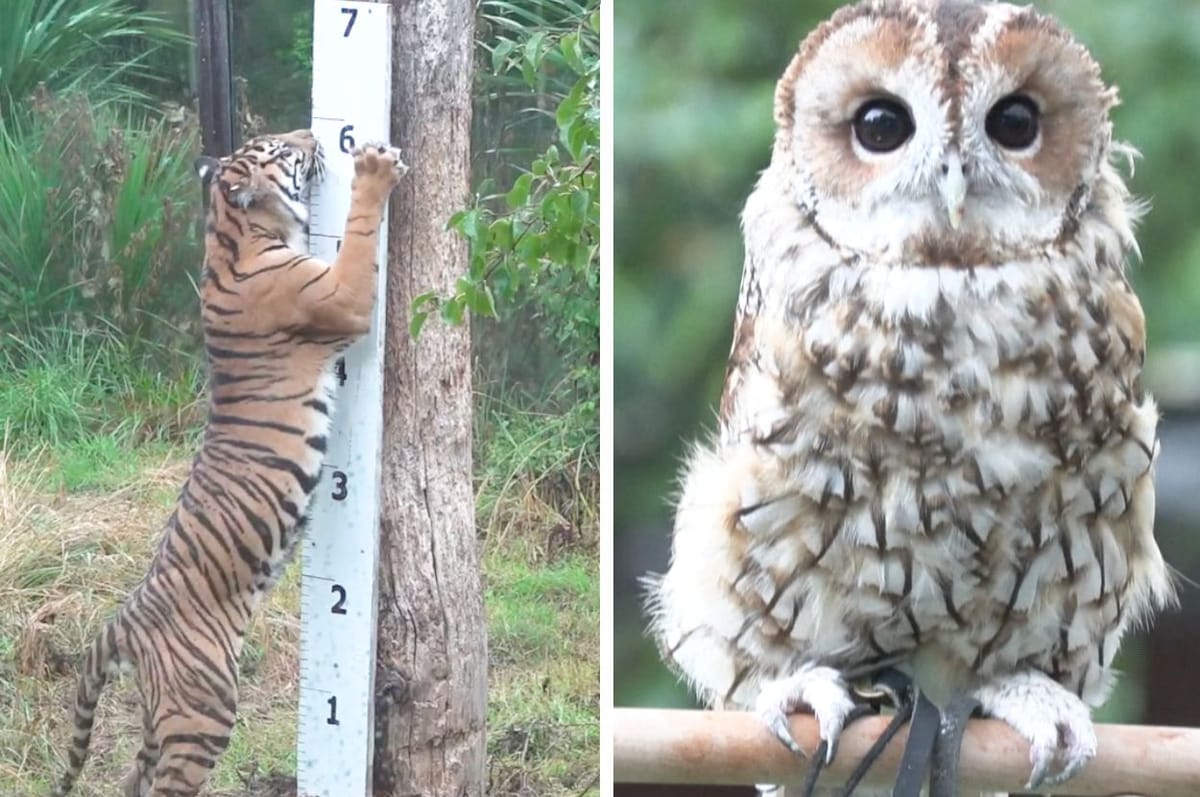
[372,1,485,795]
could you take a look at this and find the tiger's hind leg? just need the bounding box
[146,733,232,796]
[120,706,158,797]
[145,698,235,796]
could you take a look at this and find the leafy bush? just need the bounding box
[0,91,202,348]
[0,0,187,117]
[476,385,599,547]
[419,0,600,451]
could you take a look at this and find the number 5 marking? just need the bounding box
[341,7,358,37]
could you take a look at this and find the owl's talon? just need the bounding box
[761,706,807,757]
[755,664,855,764]
[974,670,1097,790]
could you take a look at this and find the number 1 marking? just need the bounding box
[341,7,358,36]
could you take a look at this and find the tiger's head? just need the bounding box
[195,129,325,233]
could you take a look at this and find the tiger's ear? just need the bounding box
[195,156,221,186]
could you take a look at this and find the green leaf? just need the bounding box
[469,251,487,280]
[506,172,533,208]
[491,39,515,74]
[409,310,429,339]
[411,290,439,312]
[456,208,482,243]
[556,79,586,129]
[440,296,465,325]
[467,281,497,317]
[490,218,514,251]
[560,32,585,74]
[523,31,547,83]
[572,189,592,223]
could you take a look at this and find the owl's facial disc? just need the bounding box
[774,0,1118,267]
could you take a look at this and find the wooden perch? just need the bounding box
[613,708,1200,795]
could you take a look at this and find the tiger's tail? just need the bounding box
[51,622,120,796]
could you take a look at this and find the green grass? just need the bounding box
[0,340,598,797]
[487,552,599,794]
[477,386,600,795]
[0,327,203,455]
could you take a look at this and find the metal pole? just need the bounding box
[193,0,236,156]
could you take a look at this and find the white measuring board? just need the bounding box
[298,3,392,796]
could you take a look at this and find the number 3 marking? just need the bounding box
[332,470,348,501]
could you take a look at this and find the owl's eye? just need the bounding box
[986,95,1039,150]
[852,99,914,153]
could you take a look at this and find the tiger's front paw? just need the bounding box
[351,143,409,199]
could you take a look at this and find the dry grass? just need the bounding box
[0,439,598,796]
[0,447,301,797]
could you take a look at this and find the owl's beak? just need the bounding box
[940,153,967,230]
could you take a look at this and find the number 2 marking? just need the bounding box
[331,584,347,614]
[341,7,358,37]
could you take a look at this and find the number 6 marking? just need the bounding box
[339,124,356,153]
[340,7,357,37]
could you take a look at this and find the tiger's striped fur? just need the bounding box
[52,130,408,797]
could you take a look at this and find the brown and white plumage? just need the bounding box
[646,0,1174,789]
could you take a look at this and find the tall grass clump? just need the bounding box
[0,0,188,117]
[475,382,599,555]
[0,327,204,458]
[0,91,202,349]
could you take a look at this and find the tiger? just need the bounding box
[51,129,408,796]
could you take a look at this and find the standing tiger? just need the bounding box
[51,130,408,796]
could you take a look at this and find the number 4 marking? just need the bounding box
[341,7,358,37]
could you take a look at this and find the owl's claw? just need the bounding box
[755,664,856,764]
[974,670,1097,789]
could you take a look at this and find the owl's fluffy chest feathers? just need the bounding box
[651,199,1171,712]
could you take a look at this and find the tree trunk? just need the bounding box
[371,1,485,795]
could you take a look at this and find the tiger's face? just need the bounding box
[195,129,325,229]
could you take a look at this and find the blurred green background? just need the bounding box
[614,0,1200,729]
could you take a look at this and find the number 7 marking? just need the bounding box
[341,7,358,37]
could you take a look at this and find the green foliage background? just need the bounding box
[614,0,1200,713]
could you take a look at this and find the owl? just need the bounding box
[645,0,1175,793]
